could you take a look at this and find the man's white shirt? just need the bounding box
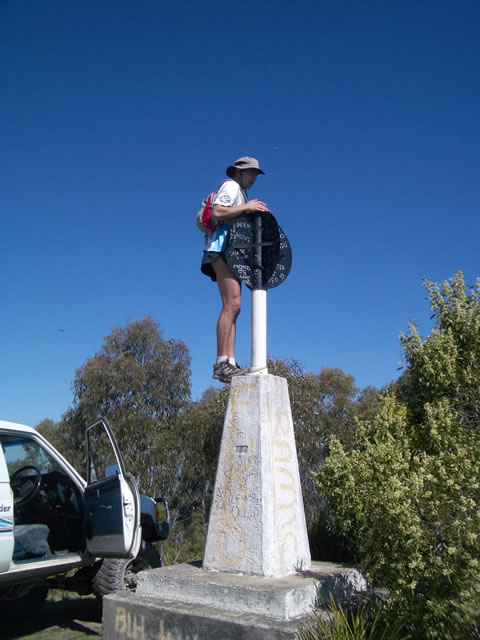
[205,180,247,253]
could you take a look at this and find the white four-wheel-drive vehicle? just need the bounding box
[0,418,169,614]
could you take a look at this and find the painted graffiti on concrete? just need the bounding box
[115,606,199,640]
[271,410,300,568]
[216,383,255,567]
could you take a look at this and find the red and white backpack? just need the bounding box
[196,180,229,238]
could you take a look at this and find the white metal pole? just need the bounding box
[250,288,267,373]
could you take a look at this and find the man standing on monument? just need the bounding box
[201,156,269,383]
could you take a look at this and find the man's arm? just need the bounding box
[212,199,270,222]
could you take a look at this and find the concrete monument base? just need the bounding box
[102,374,368,639]
[102,561,367,640]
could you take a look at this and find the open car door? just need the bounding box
[83,418,141,559]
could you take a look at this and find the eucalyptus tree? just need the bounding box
[57,315,191,503]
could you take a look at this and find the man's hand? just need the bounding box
[246,199,270,213]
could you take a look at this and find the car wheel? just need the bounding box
[92,541,161,598]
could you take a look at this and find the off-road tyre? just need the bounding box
[92,540,161,599]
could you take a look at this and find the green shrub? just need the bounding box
[316,273,480,639]
[319,396,480,638]
[297,594,409,640]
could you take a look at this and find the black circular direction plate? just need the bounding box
[225,212,292,290]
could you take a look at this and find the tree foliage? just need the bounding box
[56,316,191,506]
[397,271,480,431]
[35,418,62,448]
[159,384,228,560]
[317,272,480,639]
[171,386,228,522]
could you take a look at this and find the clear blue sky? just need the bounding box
[1,1,478,427]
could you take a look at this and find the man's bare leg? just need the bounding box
[212,257,241,359]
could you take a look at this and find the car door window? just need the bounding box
[83,419,141,558]
[1,435,83,555]
[85,422,120,483]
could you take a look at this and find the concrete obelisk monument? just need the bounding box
[202,374,311,577]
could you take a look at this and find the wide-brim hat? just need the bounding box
[226,156,265,178]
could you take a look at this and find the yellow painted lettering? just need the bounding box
[115,606,127,633]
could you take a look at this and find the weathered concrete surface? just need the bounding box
[136,562,316,620]
[103,591,310,640]
[203,374,310,577]
[103,562,367,640]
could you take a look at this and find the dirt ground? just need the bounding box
[2,593,102,640]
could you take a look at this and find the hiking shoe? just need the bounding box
[231,363,249,377]
[212,362,248,383]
